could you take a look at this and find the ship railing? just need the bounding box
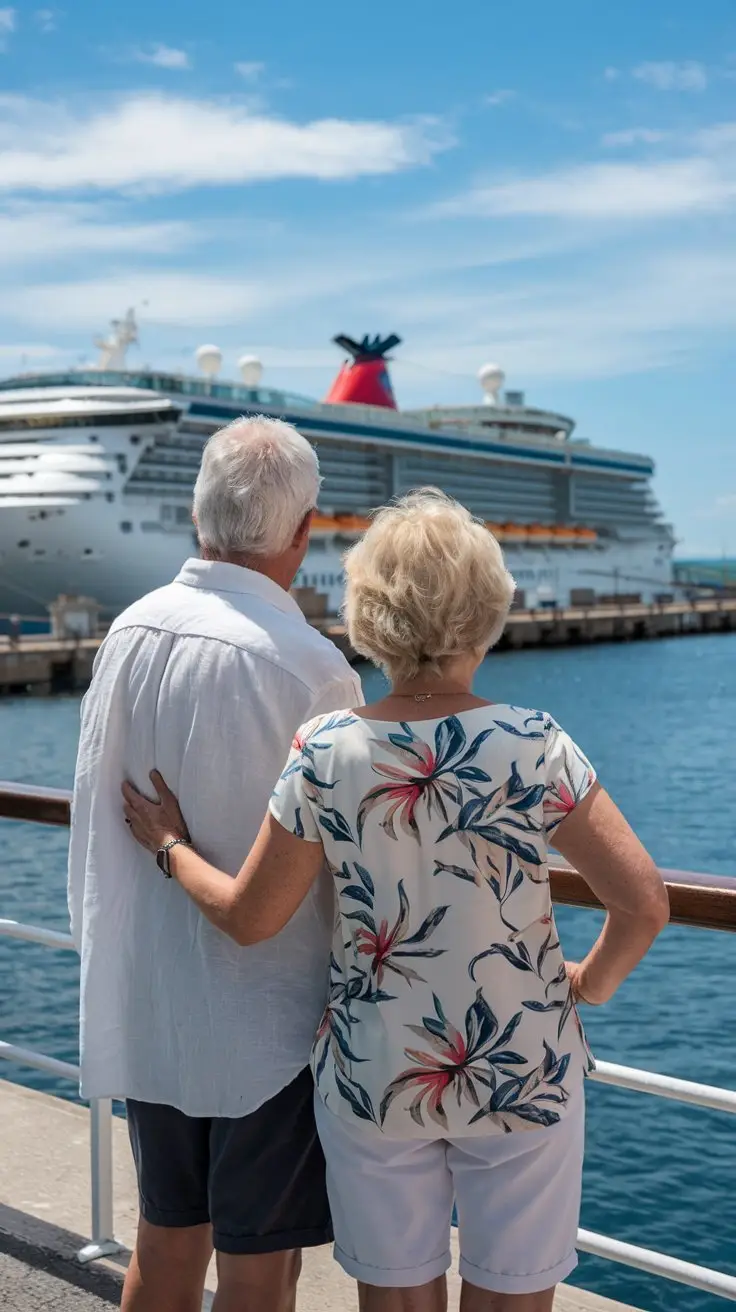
[1,782,736,1299]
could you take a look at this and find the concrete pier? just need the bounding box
[0,636,99,695]
[0,1078,640,1310]
[2,597,734,695]
[320,596,736,664]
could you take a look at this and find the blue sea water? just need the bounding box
[1,633,735,1311]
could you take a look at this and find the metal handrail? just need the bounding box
[2,780,736,932]
[2,786,736,1297]
[0,919,123,1263]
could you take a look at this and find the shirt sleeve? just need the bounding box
[542,717,597,835]
[268,728,323,843]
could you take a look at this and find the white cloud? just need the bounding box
[484,89,515,107]
[0,7,15,49]
[632,61,708,92]
[432,121,736,221]
[34,8,56,32]
[0,93,448,192]
[603,67,620,82]
[435,157,735,220]
[0,201,195,262]
[13,272,271,329]
[133,45,191,70]
[235,61,265,80]
[602,127,668,148]
[364,245,736,383]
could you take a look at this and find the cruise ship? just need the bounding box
[0,313,675,618]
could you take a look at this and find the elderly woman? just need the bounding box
[123,489,669,1312]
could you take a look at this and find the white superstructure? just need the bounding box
[0,314,675,618]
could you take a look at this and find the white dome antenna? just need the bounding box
[238,355,263,388]
[196,344,223,378]
[478,362,505,406]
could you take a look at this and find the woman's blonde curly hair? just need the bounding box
[343,488,515,683]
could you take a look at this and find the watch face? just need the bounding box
[156,848,168,876]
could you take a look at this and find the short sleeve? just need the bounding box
[543,717,597,835]
[268,728,322,843]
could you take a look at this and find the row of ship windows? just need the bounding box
[0,414,169,432]
[297,572,344,589]
[15,516,191,549]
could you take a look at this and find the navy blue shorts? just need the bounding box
[126,1067,332,1255]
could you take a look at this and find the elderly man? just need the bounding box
[68,416,362,1312]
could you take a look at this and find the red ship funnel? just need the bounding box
[324,333,401,409]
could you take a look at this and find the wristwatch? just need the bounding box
[156,837,191,879]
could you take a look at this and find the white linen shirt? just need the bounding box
[68,559,363,1117]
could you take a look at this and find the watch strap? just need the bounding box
[156,836,190,878]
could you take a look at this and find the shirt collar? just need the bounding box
[174,558,306,621]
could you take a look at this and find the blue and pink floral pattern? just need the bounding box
[270,705,596,1138]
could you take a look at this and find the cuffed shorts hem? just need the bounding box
[458,1248,579,1295]
[127,1068,330,1252]
[214,1225,334,1256]
[333,1244,452,1288]
[315,1085,584,1292]
[139,1198,211,1229]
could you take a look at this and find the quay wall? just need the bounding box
[0,599,734,695]
[317,596,736,665]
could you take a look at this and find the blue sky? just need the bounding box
[1,0,735,556]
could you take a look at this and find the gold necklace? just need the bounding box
[390,688,468,703]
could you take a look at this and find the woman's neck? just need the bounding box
[355,658,491,722]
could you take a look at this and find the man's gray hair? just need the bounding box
[193,415,321,557]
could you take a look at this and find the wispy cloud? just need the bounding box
[0,94,450,193]
[632,61,708,92]
[235,61,265,80]
[364,245,736,384]
[14,272,266,329]
[0,201,196,263]
[34,8,56,32]
[0,7,15,50]
[434,158,734,220]
[484,89,515,107]
[602,127,669,148]
[431,124,736,221]
[133,44,191,71]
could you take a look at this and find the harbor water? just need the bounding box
[1,633,735,1311]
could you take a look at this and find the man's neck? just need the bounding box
[200,550,294,595]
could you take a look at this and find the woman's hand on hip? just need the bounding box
[122,771,190,853]
[566,960,603,1006]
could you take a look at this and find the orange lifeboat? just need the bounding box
[500,523,529,542]
[334,513,371,534]
[526,523,554,544]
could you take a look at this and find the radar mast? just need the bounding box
[94,309,139,370]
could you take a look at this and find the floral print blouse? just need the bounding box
[269,705,596,1139]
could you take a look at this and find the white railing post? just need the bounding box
[76,1098,125,1262]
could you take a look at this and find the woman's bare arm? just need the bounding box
[553,781,670,1005]
[122,772,325,946]
[166,813,325,946]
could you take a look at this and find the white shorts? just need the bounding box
[314,1090,584,1294]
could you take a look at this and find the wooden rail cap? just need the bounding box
[1,781,735,932]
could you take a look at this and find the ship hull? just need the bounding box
[0,496,673,621]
